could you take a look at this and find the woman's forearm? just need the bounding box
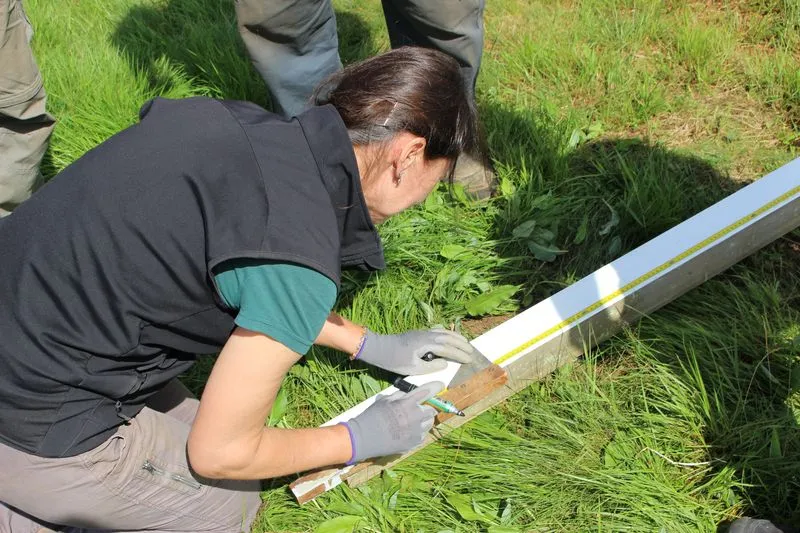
[315,312,365,354]
[188,328,354,480]
[205,424,352,480]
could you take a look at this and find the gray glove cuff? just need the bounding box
[354,329,388,364]
[340,422,359,465]
[342,416,378,465]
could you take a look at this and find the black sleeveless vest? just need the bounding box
[0,98,384,457]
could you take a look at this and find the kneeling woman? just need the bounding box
[0,47,481,532]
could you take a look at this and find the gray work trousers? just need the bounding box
[0,0,54,217]
[0,381,262,533]
[235,0,485,117]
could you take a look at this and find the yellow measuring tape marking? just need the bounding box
[492,184,800,367]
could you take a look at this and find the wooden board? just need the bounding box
[289,364,507,503]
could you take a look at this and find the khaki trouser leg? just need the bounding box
[0,380,262,533]
[0,0,55,216]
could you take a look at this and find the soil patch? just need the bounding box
[462,313,516,337]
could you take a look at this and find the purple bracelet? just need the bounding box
[351,329,368,360]
[339,422,357,465]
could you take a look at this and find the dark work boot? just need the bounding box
[728,517,800,533]
[452,153,497,200]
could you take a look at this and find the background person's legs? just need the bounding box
[233,0,484,115]
[0,0,55,217]
[234,0,341,117]
[381,0,485,97]
[236,0,494,195]
[0,379,261,533]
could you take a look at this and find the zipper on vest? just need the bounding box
[142,460,202,490]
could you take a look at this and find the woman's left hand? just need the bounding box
[355,328,476,375]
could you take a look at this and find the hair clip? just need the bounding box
[382,102,398,127]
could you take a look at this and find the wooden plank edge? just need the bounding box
[289,365,508,502]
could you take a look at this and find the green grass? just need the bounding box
[26,0,800,531]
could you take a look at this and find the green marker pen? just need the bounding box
[393,377,465,416]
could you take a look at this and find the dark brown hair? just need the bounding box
[312,47,482,180]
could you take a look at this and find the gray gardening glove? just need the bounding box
[342,381,443,464]
[355,328,474,375]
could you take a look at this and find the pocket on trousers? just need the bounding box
[135,458,203,497]
[82,433,128,485]
[0,0,43,109]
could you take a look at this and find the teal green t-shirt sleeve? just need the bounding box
[213,260,337,355]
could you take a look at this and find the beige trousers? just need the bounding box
[0,381,262,533]
[0,0,55,216]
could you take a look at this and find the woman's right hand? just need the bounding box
[341,381,444,464]
[356,328,475,375]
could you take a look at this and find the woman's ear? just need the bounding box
[385,133,427,187]
[396,136,427,174]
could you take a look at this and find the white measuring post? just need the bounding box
[291,157,800,503]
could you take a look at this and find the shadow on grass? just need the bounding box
[111,0,265,104]
[482,101,735,301]
[38,146,57,182]
[481,99,800,527]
